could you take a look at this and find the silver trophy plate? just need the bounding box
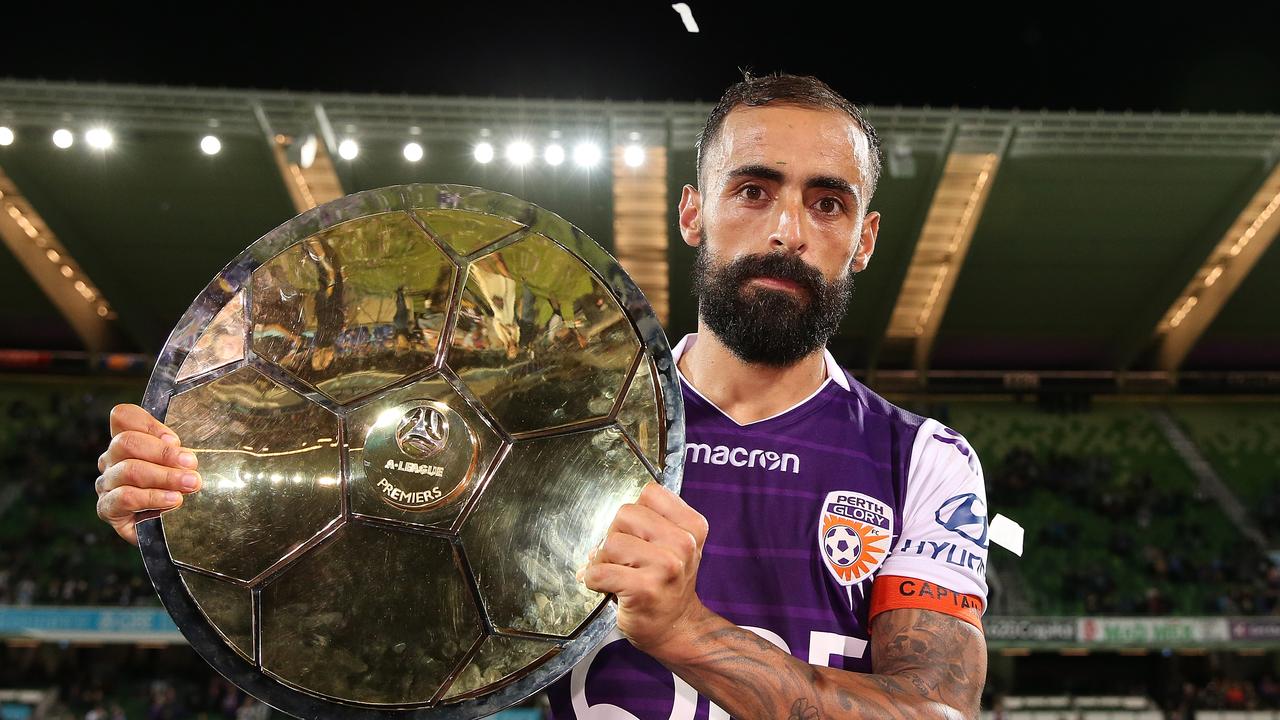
[138,185,684,719]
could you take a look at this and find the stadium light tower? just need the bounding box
[624,143,645,168]
[505,140,534,166]
[573,142,602,168]
[544,143,565,166]
[85,127,114,150]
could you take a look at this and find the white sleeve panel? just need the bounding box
[878,418,990,607]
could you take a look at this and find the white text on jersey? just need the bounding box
[685,443,801,473]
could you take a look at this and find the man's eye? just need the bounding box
[817,197,843,214]
[740,185,765,201]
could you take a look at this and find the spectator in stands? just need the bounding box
[234,697,271,720]
[147,681,183,720]
[1259,675,1280,708]
[1167,681,1198,719]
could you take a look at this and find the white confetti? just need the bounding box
[671,3,700,33]
[989,513,1024,557]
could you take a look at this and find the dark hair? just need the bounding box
[696,71,882,204]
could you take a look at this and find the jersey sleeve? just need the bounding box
[870,418,989,629]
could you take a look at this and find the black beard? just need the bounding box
[691,243,854,367]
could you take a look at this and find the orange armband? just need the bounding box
[869,575,984,631]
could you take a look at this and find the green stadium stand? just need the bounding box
[934,400,1272,616]
[1167,402,1280,544]
[0,379,149,607]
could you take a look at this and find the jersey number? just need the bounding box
[569,627,868,719]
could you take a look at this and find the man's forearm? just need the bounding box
[651,606,981,720]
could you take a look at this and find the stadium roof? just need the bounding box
[1,79,1278,388]
[7,8,1280,114]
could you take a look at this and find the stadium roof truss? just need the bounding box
[1,79,1278,381]
[1153,158,1280,372]
[881,122,1012,381]
[253,102,345,213]
[0,165,122,350]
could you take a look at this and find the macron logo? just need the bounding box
[685,443,800,474]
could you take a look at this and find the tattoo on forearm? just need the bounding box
[867,674,908,697]
[788,698,819,720]
[876,610,981,715]
[836,688,855,710]
[664,608,985,720]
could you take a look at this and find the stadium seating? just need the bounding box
[935,400,1277,616]
[0,383,1278,719]
[0,381,1276,620]
[0,380,150,607]
[1167,402,1280,544]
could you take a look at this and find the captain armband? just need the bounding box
[868,575,984,631]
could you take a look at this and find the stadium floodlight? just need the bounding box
[200,135,222,156]
[0,127,13,146]
[544,143,565,166]
[623,144,646,168]
[85,127,114,150]
[474,141,495,164]
[505,141,534,167]
[52,128,74,149]
[403,142,424,163]
[573,142,602,168]
[337,138,359,160]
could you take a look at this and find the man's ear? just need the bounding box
[851,210,880,272]
[678,184,703,248]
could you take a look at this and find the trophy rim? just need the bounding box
[137,183,685,718]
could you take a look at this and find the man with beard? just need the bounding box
[556,73,990,720]
[95,73,990,719]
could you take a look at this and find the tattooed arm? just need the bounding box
[655,605,985,720]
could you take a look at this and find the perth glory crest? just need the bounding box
[818,491,892,586]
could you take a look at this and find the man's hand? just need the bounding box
[95,403,202,545]
[579,482,711,656]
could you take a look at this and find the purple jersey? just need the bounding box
[547,334,989,720]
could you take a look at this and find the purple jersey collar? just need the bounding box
[671,333,851,427]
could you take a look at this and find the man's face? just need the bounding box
[679,104,881,366]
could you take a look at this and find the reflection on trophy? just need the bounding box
[138,185,683,717]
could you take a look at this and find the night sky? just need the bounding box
[4,4,1280,113]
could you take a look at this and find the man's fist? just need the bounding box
[95,403,202,545]
[580,482,711,657]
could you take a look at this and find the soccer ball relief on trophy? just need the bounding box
[137,185,683,719]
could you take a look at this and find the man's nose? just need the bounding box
[768,195,807,254]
